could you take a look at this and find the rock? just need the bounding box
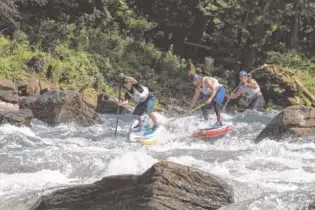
[95,92,132,114]
[27,56,44,74]
[19,96,37,109]
[0,108,33,127]
[38,80,59,95]
[27,90,101,126]
[30,161,234,210]
[309,201,315,210]
[0,77,19,103]
[255,105,315,143]
[16,77,40,97]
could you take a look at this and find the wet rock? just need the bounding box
[30,161,234,210]
[309,201,315,210]
[0,77,19,103]
[16,77,40,97]
[19,96,37,109]
[255,106,315,143]
[0,108,33,127]
[95,92,132,114]
[27,90,101,126]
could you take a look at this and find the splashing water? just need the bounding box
[0,110,314,210]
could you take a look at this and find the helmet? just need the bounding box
[239,70,247,77]
[189,73,199,81]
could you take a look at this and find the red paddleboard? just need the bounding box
[192,124,231,138]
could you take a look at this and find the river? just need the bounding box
[0,110,314,210]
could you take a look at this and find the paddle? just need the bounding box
[166,102,206,125]
[222,64,268,112]
[114,74,124,137]
[189,102,206,113]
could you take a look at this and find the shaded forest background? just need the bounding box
[1,0,315,107]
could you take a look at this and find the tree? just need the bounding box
[0,0,19,26]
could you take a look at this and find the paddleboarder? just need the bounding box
[118,73,158,135]
[188,73,226,128]
[227,70,265,111]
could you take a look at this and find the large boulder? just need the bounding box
[0,109,33,127]
[26,90,101,126]
[255,106,315,143]
[16,77,40,97]
[95,92,132,114]
[30,161,234,210]
[0,77,19,103]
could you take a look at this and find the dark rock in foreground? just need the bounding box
[255,105,315,143]
[30,161,234,210]
[0,108,33,127]
[309,201,315,210]
[26,90,101,126]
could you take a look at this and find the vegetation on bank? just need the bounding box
[0,0,315,109]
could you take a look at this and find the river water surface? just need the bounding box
[0,110,314,210]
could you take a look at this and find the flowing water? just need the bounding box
[0,110,314,210]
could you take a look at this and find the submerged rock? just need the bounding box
[30,161,234,210]
[0,108,33,127]
[27,90,101,126]
[255,105,315,143]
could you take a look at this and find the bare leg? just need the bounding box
[133,115,141,128]
[148,112,158,125]
[214,102,221,123]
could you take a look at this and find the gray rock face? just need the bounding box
[0,77,19,103]
[255,105,315,143]
[30,161,234,210]
[0,108,33,127]
[26,90,101,126]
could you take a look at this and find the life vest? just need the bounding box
[239,79,262,100]
[126,85,149,103]
[200,77,222,95]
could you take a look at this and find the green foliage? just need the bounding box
[267,51,315,74]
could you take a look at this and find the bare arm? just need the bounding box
[244,79,258,89]
[229,90,242,99]
[124,76,137,84]
[189,87,200,110]
[205,78,217,103]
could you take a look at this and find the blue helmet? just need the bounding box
[239,70,247,77]
[189,73,199,81]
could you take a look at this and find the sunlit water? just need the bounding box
[0,110,314,210]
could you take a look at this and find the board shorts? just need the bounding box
[246,95,265,111]
[133,96,156,116]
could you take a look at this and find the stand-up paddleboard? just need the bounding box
[128,114,162,145]
[192,124,231,138]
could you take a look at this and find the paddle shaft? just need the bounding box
[114,78,123,137]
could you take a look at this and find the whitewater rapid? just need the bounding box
[0,110,314,210]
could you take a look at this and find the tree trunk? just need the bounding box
[162,27,172,50]
[289,14,299,50]
[186,10,207,59]
[171,27,189,56]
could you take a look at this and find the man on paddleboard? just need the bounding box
[188,73,226,128]
[227,70,265,111]
[118,73,158,135]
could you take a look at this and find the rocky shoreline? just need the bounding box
[0,76,133,127]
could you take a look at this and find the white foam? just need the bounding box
[102,151,158,176]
